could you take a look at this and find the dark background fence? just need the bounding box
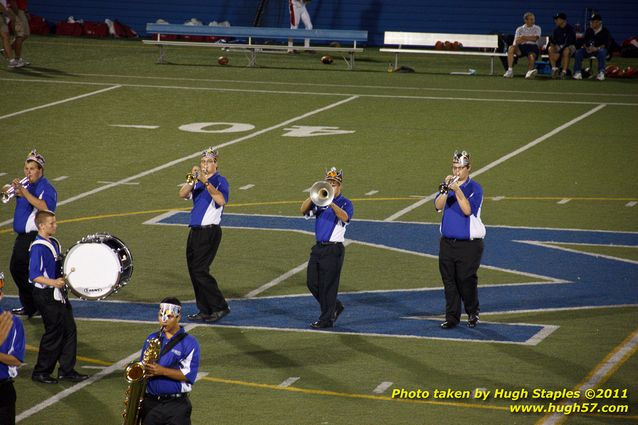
[28,0,637,45]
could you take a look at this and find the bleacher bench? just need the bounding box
[143,24,368,70]
[380,31,547,75]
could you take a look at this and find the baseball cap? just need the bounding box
[590,13,602,21]
[553,12,567,20]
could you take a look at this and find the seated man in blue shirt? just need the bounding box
[301,168,354,329]
[140,297,200,425]
[434,151,486,329]
[573,14,613,81]
[29,210,88,384]
[0,274,26,425]
[548,12,577,79]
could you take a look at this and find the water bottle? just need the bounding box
[0,271,5,290]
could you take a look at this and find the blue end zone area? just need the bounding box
[2,293,552,345]
[16,211,630,345]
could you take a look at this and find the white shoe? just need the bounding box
[16,58,29,67]
[525,69,538,79]
[596,71,605,81]
[8,58,20,68]
[573,72,582,80]
[503,69,513,78]
[551,67,559,79]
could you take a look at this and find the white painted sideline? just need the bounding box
[384,104,607,222]
[0,85,121,121]
[0,96,359,228]
[3,78,638,106]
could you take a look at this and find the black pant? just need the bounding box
[307,243,345,323]
[438,237,484,324]
[0,380,16,425]
[9,231,38,314]
[141,396,192,425]
[186,225,227,315]
[32,288,78,376]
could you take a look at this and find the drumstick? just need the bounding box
[64,267,76,280]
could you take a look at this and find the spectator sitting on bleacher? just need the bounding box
[573,14,613,81]
[503,12,541,79]
[548,12,576,79]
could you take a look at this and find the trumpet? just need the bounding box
[1,176,29,204]
[438,176,459,195]
[185,169,199,185]
[309,181,334,207]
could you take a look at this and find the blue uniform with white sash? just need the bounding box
[28,235,80,378]
[0,309,25,424]
[435,177,485,326]
[305,194,354,326]
[11,176,57,316]
[141,327,200,424]
[186,172,230,316]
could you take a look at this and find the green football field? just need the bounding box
[1,36,637,424]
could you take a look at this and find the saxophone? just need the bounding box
[122,327,163,425]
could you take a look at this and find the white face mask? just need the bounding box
[159,303,181,322]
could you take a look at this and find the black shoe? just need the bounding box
[204,308,230,323]
[467,314,479,328]
[310,321,333,329]
[440,321,457,329]
[32,374,58,384]
[12,307,29,316]
[58,371,89,382]
[332,302,345,323]
[187,312,211,322]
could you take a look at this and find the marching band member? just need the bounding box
[0,274,25,425]
[300,168,353,329]
[4,150,57,318]
[434,150,486,329]
[140,298,200,425]
[178,148,230,323]
[29,210,88,384]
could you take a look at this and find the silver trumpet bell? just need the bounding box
[309,181,334,207]
[1,176,29,204]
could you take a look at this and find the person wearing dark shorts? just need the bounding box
[504,12,542,79]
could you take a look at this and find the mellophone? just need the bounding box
[62,233,134,300]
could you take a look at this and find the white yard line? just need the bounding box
[15,324,198,422]
[0,85,121,121]
[384,104,607,222]
[0,96,359,228]
[239,184,255,190]
[277,377,301,387]
[372,381,393,394]
[3,78,637,106]
[59,71,638,98]
[365,190,379,196]
[53,176,69,181]
[626,201,637,207]
[537,327,638,425]
[109,124,160,129]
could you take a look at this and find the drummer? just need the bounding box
[28,210,88,384]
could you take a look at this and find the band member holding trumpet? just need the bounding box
[178,147,230,323]
[300,168,353,329]
[434,150,485,329]
[2,150,57,319]
[29,210,88,384]
[139,298,200,425]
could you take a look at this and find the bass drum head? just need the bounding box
[64,243,121,300]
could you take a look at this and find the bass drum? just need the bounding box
[63,233,133,300]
